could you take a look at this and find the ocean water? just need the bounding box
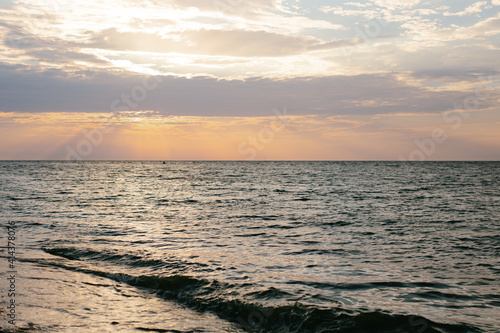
[0,161,499,333]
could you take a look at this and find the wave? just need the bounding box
[43,247,207,271]
[289,280,453,291]
[40,247,480,333]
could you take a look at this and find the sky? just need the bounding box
[0,0,499,160]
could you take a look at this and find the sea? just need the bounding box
[0,161,499,333]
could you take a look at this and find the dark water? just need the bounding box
[0,161,499,332]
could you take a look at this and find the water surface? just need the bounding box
[0,161,499,332]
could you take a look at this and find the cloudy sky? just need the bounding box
[0,0,499,160]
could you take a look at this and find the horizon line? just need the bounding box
[1,160,499,162]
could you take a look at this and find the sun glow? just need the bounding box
[1,111,499,160]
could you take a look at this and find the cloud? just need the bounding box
[394,11,500,42]
[454,12,500,39]
[444,1,489,16]
[88,28,352,57]
[1,63,497,117]
[1,0,499,80]
[134,0,278,17]
[22,49,106,65]
[0,23,106,67]
[371,0,421,10]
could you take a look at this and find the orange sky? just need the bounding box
[1,109,499,160]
